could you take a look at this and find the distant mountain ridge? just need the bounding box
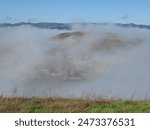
[0,22,150,30]
[0,22,72,30]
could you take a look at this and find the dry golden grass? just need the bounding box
[0,97,150,113]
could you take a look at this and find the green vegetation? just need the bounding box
[0,97,150,113]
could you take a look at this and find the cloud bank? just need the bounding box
[0,24,150,99]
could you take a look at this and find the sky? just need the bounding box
[0,0,149,24]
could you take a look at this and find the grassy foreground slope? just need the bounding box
[0,97,150,113]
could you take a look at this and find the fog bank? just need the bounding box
[0,24,150,99]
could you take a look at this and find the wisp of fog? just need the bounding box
[0,24,150,99]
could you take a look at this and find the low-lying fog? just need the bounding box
[0,24,150,100]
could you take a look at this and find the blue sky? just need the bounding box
[0,0,149,24]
